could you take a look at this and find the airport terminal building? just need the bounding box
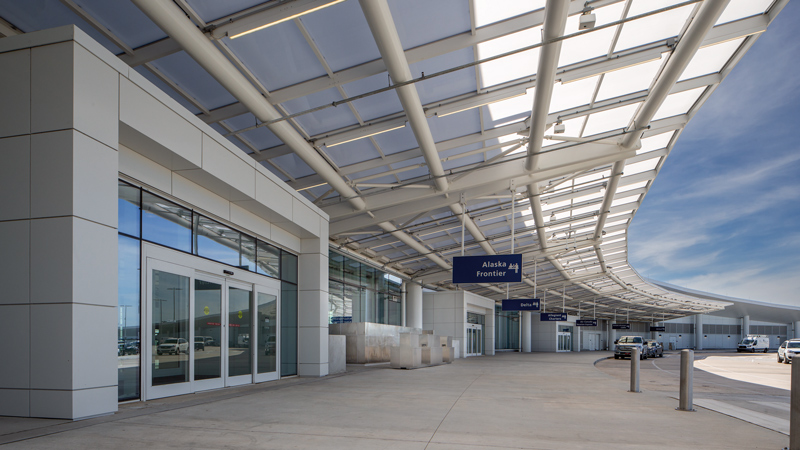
[0,0,794,420]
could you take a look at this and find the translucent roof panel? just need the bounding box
[343,73,404,121]
[550,76,598,114]
[324,138,382,168]
[716,0,773,25]
[637,131,676,154]
[280,88,359,137]
[558,3,625,67]
[223,21,327,91]
[74,0,166,48]
[473,0,545,28]
[223,114,283,150]
[430,110,481,142]
[595,58,663,101]
[270,152,315,179]
[184,0,264,23]
[652,86,706,121]
[485,91,534,129]
[389,0,471,50]
[372,126,421,155]
[149,52,237,110]
[582,103,640,137]
[623,158,661,177]
[679,38,745,81]
[300,0,381,72]
[410,48,476,104]
[614,2,694,52]
[477,27,542,88]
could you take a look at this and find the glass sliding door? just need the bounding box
[227,284,252,386]
[146,260,193,399]
[143,244,281,400]
[194,277,223,391]
[255,289,280,383]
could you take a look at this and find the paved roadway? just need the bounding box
[0,351,789,449]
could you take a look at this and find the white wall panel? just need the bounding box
[73,43,118,149]
[0,305,30,388]
[31,42,73,134]
[0,136,31,221]
[0,220,30,305]
[0,49,30,138]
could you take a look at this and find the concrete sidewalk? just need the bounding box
[0,352,788,449]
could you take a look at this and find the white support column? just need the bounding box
[406,282,423,329]
[695,315,704,351]
[0,29,119,419]
[743,315,750,339]
[521,311,532,352]
[795,321,800,339]
[297,231,330,377]
[401,281,407,327]
[607,320,615,350]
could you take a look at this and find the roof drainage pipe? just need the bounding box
[132,0,367,212]
[359,0,449,192]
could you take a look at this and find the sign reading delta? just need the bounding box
[452,255,522,284]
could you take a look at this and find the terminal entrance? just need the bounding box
[466,323,483,356]
[557,327,572,352]
[143,245,280,400]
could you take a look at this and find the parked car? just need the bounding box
[157,338,188,355]
[645,340,663,358]
[614,336,647,360]
[778,339,800,364]
[203,336,216,346]
[194,336,205,351]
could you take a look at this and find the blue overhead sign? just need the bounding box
[452,255,522,284]
[501,299,540,311]
[612,323,631,330]
[540,313,567,321]
[576,319,598,327]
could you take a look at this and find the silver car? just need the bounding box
[157,338,188,355]
[778,339,800,364]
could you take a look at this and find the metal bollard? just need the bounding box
[678,349,694,411]
[630,347,640,393]
[792,358,800,449]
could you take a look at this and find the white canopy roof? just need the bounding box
[1,0,788,321]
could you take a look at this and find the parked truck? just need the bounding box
[737,335,770,352]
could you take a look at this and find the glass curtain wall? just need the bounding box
[328,250,402,325]
[117,180,299,398]
[495,304,520,350]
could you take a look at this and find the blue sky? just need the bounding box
[629,1,800,306]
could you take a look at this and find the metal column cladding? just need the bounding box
[452,255,522,283]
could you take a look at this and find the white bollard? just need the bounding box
[630,347,640,393]
[678,349,694,411]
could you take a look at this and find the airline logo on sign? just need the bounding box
[452,255,522,283]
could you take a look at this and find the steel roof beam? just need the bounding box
[359,0,449,192]
[131,0,367,212]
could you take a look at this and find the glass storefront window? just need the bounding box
[118,181,140,238]
[142,192,192,253]
[240,234,256,272]
[328,251,405,326]
[118,235,140,401]
[257,292,278,374]
[256,241,280,278]
[152,270,190,386]
[281,252,297,284]
[195,216,240,267]
[281,281,297,376]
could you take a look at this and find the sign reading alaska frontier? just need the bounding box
[452,255,522,284]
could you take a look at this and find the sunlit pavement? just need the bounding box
[1,351,789,449]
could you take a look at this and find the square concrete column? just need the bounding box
[297,234,329,377]
[0,30,119,419]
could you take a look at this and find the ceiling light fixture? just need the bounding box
[229,0,346,39]
[435,90,527,118]
[323,122,407,148]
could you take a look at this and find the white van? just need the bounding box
[737,335,770,352]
